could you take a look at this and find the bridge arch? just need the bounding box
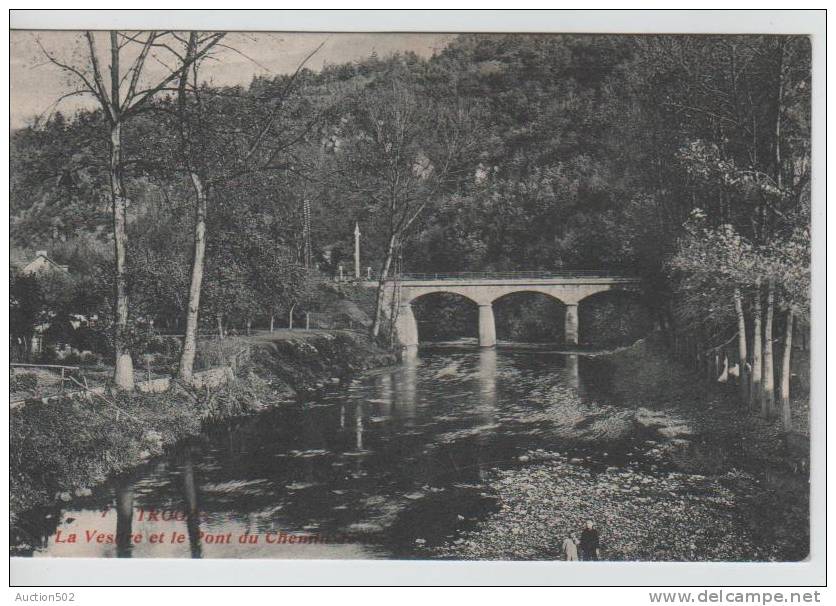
[401,288,482,307]
[410,291,479,343]
[492,290,567,343]
[396,289,494,348]
[576,288,653,347]
[488,287,567,306]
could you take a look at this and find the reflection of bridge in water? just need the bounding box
[373,271,641,348]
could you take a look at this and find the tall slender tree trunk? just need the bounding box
[370,232,398,339]
[177,174,208,382]
[269,313,275,333]
[110,120,135,390]
[733,287,749,405]
[750,278,762,410]
[216,315,225,340]
[774,39,786,192]
[761,280,775,418]
[288,303,296,330]
[780,309,794,432]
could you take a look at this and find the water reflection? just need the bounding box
[18,349,650,559]
[397,354,418,422]
[115,485,134,558]
[378,374,393,417]
[478,348,498,408]
[475,349,499,481]
[181,449,202,559]
[566,354,580,391]
[355,402,365,451]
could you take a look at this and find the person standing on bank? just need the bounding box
[579,520,600,561]
[562,534,579,561]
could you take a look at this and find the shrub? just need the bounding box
[10,372,38,392]
[35,347,58,364]
[60,351,83,365]
[145,334,182,356]
[79,352,100,366]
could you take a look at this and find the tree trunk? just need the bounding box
[288,303,296,330]
[177,173,208,383]
[370,232,398,339]
[774,39,786,192]
[780,309,794,432]
[750,278,762,410]
[733,287,749,405]
[216,315,225,340]
[246,317,251,336]
[761,280,775,418]
[269,313,275,333]
[110,120,134,390]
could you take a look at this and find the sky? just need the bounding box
[10,31,456,129]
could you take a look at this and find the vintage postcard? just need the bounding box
[7,9,824,589]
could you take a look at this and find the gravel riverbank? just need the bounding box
[424,340,810,562]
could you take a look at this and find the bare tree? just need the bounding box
[337,78,482,340]
[37,30,223,389]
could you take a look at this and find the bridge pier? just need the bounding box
[478,303,496,348]
[565,303,579,346]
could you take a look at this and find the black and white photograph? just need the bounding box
[7,9,824,589]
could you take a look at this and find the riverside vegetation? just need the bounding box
[10,331,396,522]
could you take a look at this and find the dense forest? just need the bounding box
[11,33,810,426]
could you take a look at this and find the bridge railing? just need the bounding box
[332,270,639,282]
[387,270,636,281]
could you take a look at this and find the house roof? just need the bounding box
[19,250,69,275]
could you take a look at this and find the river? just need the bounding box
[12,344,798,560]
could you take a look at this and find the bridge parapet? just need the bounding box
[387,270,637,282]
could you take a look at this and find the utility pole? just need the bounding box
[302,198,312,268]
[354,222,361,279]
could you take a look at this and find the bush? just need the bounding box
[144,334,182,356]
[10,389,206,516]
[70,326,111,356]
[35,346,59,365]
[195,336,249,371]
[60,351,83,365]
[79,352,100,366]
[10,372,38,392]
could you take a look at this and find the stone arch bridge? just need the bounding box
[373,272,642,348]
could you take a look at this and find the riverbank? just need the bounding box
[426,337,810,561]
[246,330,398,398]
[10,330,397,523]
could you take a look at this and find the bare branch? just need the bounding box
[34,36,105,110]
[83,32,115,122]
[126,32,226,116]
